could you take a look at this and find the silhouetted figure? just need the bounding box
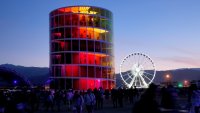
[188,84,200,113]
[118,88,124,108]
[72,91,84,113]
[96,87,104,109]
[132,83,161,113]
[111,88,118,108]
[161,85,177,109]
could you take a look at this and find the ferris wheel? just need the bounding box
[120,53,156,88]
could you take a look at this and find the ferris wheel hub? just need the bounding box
[131,63,144,76]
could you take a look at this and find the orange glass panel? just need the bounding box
[65,7,71,13]
[79,14,87,26]
[79,27,87,38]
[71,7,79,13]
[87,28,94,39]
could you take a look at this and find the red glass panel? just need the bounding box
[80,66,87,77]
[72,27,79,38]
[65,66,72,77]
[88,79,95,89]
[72,14,79,26]
[72,66,79,77]
[73,79,79,90]
[58,15,64,26]
[65,40,71,51]
[65,15,71,26]
[80,52,87,64]
[79,79,87,90]
[58,8,65,14]
[102,80,107,89]
[72,53,79,64]
[88,53,95,64]
[95,79,101,89]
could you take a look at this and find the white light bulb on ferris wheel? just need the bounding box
[120,53,156,88]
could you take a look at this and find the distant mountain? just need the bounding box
[116,68,200,87]
[0,64,49,85]
[1,64,200,87]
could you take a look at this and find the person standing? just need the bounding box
[84,89,96,113]
[188,84,200,113]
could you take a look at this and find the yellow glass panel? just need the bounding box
[79,7,97,14]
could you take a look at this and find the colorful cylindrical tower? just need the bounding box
[49,6,114,90]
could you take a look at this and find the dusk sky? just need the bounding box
[0,0,200,73]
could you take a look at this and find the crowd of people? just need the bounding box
[0,83,200,113]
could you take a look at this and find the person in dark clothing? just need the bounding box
[111,88,118,108]
[132,83,161,113]
[118,88,124,108]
